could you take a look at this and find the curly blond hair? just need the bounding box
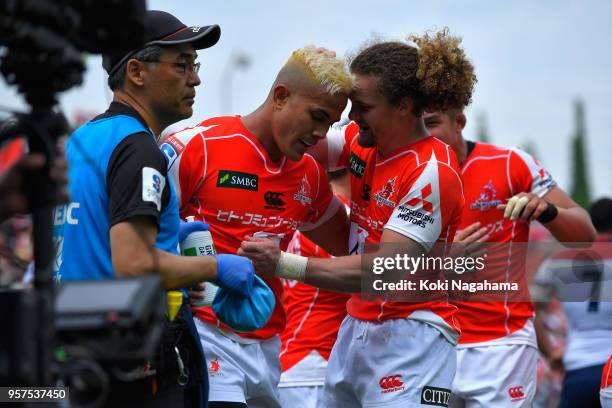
[350,28,476,114]
[408,28,477,112]
[285,46,352,96]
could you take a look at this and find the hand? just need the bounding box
[451,222,491,258]
[547,347,565,375]
[179,219,210,243]
[186,282,205,307]
[498,192,549,222]
[238,236,282,279]
[215,254,254,297]
[0,152,69,222]
[314,47,336,57]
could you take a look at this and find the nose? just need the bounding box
[188,71,201,87]
[348,106,358,122]
[313,124,328,141]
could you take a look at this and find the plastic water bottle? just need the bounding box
[180,216,218,307]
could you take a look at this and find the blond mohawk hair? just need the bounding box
[287,46,352,95]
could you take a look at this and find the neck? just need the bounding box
[377,116,430,156]
[241,104,283,162]
[455,137,469,164]
[113,90,166,138]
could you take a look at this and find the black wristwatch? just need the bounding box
[537,202,558,223]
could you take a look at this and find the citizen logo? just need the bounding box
[420,386,450,406]
[508,386,525,401]
[264,191,285,210]
[379,374,405,394]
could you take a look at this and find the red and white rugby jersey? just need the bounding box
[162,115,340,340]
[602,354,612,391]
[279,195,350,387]
[327,122,464,343]
[456,141,556,346]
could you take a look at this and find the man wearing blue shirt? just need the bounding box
[54,10,255,406]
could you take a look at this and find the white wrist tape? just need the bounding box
[274,251,308,282]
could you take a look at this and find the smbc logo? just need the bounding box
[216,170,258,191]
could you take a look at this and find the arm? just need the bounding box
[305,229,424,293]
[110,216,218,289]
[500,149,596,244]
[534,303,565,373]
[307,121,354,171]
[307,137,330,169]
[301,202,350,256]
[542,187,596,243]
[531,259,565,372]
[240,228,425,293]
[499,186,596,244]
[107,134,253,294]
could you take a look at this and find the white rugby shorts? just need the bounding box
[195,319,282,407]
[601,386,612,408]
[279,386,324,408]
[449,344,537,408]
[320,315,456,407]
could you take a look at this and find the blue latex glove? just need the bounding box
[212,275,275,332]
[179,220,210,243]
[215,254,254,297]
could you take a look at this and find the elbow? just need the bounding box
[560,224,597,247]
[113,255,156,279]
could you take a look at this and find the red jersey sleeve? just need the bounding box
[162,127,207,210]
[327,122,359,171]
[509,147,556,197]
[385,154,464,251]
[299,156,342,232]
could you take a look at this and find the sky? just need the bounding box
[1,0,610,198]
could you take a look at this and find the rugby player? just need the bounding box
[161,46,352,407]
[422,34,597,407]
[602,354,612,408]
[278,168,350,408]
[241,29,471,407]
[532,197,612,408]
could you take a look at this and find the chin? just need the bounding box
[358,133,375,148]
[287,150,304,162]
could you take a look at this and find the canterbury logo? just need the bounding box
[379,375,404,389]
[406,183,433,213]
[264,192,285,207]
[508,386,525,400]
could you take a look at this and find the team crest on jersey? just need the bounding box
[470,180,502,211]
[293,175,312,206]
[373,177,397,208]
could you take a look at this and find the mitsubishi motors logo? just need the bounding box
[379,374,405,394]
[406,183,433,213]
[508,386,525,401]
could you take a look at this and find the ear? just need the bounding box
[397,96,414,116]
[125,59,147,87]
[456,112,467,131]
[272,84,291,110]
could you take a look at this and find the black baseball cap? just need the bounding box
[103,10,221,77]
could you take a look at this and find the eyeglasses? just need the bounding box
[140,59,201,75]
